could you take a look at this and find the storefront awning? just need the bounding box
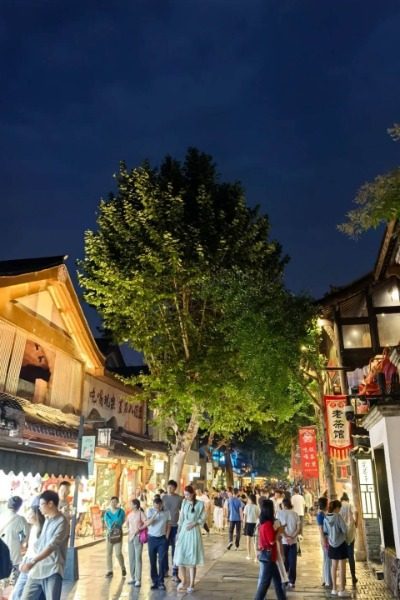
[0,445,88,478]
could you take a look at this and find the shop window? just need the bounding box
[372,279,400,308]
[342,324,371,349]
[377,313,400,347]
[339,293,368,317]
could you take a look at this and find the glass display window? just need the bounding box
[377,313,400,346]
[342,324,372,349]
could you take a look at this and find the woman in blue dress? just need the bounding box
[174,485,205,593]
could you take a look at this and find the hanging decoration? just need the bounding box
[298,427,319,479]
[324,395,352,459]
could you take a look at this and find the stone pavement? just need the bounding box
[61,524,394,600]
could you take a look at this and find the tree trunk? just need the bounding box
[168,414,200,489]
[169,449,188,484]
[225,448,234,488]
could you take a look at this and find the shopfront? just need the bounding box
[0,442,88,517]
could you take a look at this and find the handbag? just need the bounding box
[139,527,148,544]
[258,549,272,562]
[108,525,122,544]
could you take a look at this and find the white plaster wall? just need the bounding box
[370,415,400,557]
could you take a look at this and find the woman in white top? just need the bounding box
[243,494,259,560]
[126,499,146,588]
[11,499,44,600]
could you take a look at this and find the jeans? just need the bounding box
[128,535,143,582]
[21,574,62,600]
[106,539,125,573]
[347,541,356,581]
[321,544,332,586]
[229,521,241,548]
[283,543,297,584]
[163,525,178,576]
[148,535,167,585]
[13,572,45,600]
[254,559,286,600]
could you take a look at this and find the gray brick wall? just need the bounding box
[364,518,383,563]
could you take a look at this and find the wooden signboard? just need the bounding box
[90,505,104,538]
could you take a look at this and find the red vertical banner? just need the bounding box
[298,427,319,479]
[291,444,302,479]
[324,395,352,459]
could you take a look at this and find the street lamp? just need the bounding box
[97,426,113,447]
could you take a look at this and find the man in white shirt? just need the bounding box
[290,487,305,534]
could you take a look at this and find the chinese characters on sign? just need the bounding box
[88,386,143,418]
[324,395,352,459]
[298,427,319,479]
[84,375,144,434]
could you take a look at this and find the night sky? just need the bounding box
[1,1,400,306]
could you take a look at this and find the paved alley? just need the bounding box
[62,523,393,600]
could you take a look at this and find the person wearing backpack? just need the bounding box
[340,493,358,586]
[323,500,349,598]
[104,496,126,578]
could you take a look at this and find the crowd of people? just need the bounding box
[0,479,358,600]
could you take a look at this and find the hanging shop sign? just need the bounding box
[324,395,352,459]
[298,427,319,479]
[80,435,96,477]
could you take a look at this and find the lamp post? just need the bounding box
[64,415,84,581]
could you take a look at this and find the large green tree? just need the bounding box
[79,148,313,482]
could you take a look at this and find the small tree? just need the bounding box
[339,124,400,237]
[80,149,313,482]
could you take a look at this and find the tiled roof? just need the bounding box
[0,392,80,434]
[0,255,67,276]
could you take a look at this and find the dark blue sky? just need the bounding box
[1,0,399,305]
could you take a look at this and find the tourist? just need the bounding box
[278,497,300,589]
[145,495,171,590]
[323,499,349,597]
[253,499,286,600]
[162,479,182,581]
[12,498,45,600]
[57,481,72,521]
[303,487,313,524]
[290,487,305,535]
[174,485,205,593]
[19,490,69,600]
[340,492,358,586]
[225,488,243,550]
[213,492,224,534]
[243,494,259,561]
[0,496,29,584]
[126,499,146,587]
[104,496,126,578]
[316,496,331,588]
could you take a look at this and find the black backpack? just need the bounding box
[0,537,12,579]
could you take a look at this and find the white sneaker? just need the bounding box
[246,555,251,560]
[331,590,338,596]
[134,581,141,587]
[338,592,351,598]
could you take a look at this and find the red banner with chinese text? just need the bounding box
[324,395,352,459]
[298,427,319,479]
